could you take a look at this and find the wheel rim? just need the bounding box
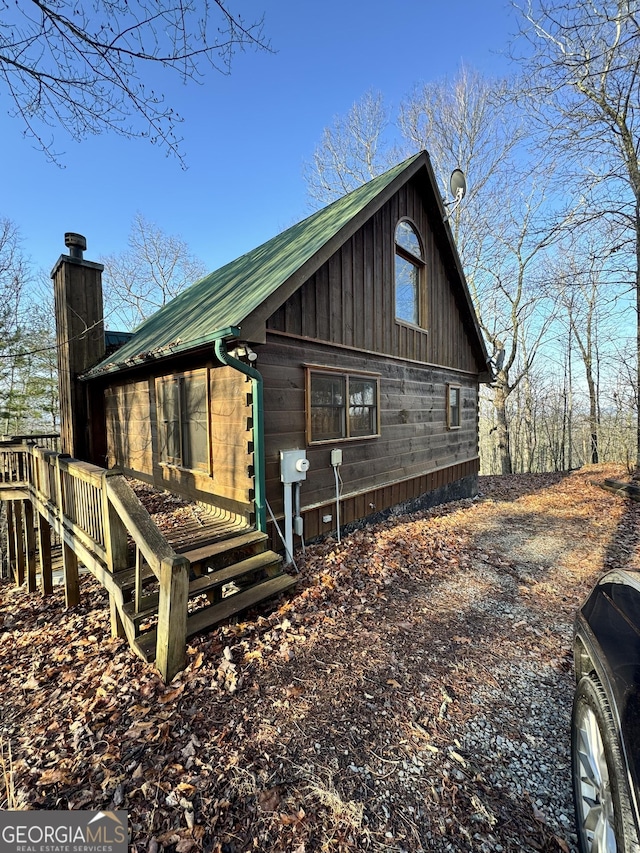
[575,699,617,853]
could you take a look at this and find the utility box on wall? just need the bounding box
[280,449,310,484]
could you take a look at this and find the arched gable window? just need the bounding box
[395,219,425,326]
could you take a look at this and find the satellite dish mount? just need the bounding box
[443,169,467,222]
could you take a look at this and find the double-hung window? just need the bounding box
[395,219,425,327]
[157,370,210,472]
[307,367,380,444]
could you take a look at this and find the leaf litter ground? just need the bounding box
[1,464,638,852]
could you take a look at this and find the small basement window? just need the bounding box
[447,384,461,429]
[157,370,210,472]
[395,219,425,327]
[306,367,380,444]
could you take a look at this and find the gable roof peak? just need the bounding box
[87,150,442,377]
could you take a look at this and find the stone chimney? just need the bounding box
[51,233,105,461]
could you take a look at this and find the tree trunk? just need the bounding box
[494,379,513,475]
[585,364,599,465]
[636,199,640,470]
[524,375,536,472]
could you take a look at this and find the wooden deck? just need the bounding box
[0,442,295,680]
[130,483,251,553]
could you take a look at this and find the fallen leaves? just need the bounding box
[37,767,72,786]
[158,683,185,704]
[258,787,281,812]
[0,464,633,852]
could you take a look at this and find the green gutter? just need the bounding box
[214,338,267,533]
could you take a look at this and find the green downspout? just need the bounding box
[214,338,266,533]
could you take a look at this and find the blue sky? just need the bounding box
[2,0,518,280]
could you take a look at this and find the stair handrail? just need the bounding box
[105,475,189,681]
[0,442,189,682]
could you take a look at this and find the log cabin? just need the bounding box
[82,150,490,548]
[0,150,491,680]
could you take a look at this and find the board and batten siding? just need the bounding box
[266,178,478,372]
[104,364,254,518]
[260,334,479,524]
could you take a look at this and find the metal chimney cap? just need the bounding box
[64,232,87,258]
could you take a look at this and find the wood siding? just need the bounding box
[53,256,105,460]
[260,334,479,518]
[106,379,154,474]
[99,170,484,541]
[286,459,479,545]
[104,364,253,518]
[267,178,479,372]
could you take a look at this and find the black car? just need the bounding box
[572,570,640,852]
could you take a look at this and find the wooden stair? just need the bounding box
[112,531,296,663]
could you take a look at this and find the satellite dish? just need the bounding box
[450,169,467,202]
[443,168,467,222]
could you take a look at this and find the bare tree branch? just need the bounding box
[0,0,271,164]
[101,212,208,329]
[514,0,640,464]
[303,91,401,206]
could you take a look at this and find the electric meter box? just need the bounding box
[280,449,310,483]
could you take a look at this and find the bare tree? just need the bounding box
[305,68,564,475]
[101,212,208,329]
[0,0,270,163]
[0,219,30,433]
[476,181,566,473]
[399,69,565,474]
[398,66,526,247]
[515,0,640,463]
[552,242,610,463]
[304,91,400,206]
[0,243,63,435]
[0,219,27,334]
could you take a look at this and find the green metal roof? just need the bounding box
[88,153,424,376]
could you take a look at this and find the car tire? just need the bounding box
[572,674,640,853]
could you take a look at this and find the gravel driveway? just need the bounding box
[1,464,636,853]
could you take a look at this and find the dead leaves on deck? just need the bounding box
[0,464,636,852]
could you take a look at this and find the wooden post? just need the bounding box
[6,502,16,581]
[12,501,25,586]
[24,501,37,593]
[37,513,53,596]
[54,453,68,529]
[134,547,143,616]
[155,555,189,683]
[102,471,128,638]
[62,542,80,607]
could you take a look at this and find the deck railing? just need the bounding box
[0,441,189,681]
[0,446,28,485]
[0,433,60,451]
